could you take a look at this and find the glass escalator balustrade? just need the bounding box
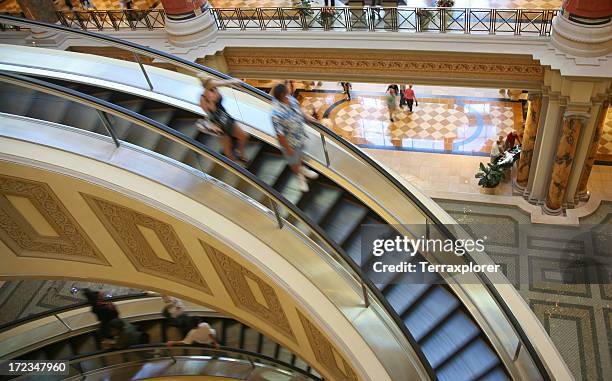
[0,76,510,381]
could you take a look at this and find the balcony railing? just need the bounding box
[2,7,558,35]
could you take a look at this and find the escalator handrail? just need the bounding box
[0,72,439,380]
[0,292,150,333]
[0,15,551,379]
[65,343,321,380]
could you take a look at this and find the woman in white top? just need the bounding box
[490,135,505,163]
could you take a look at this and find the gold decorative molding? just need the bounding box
[298,310,358,381]
[0,175,108,265]
[223,48,544,82]
[203,241,296,342]
[83,194,211,293]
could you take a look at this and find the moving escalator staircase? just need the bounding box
[2,310,318,380]
[0,78,509,381]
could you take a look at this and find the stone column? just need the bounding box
[515,92,542,190]
[576,99,609,200]
[528,95,563,203]
[544,112,590,214]
[162,0,217,46]
[16,0,58,23]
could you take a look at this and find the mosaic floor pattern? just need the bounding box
[436,200,612,381]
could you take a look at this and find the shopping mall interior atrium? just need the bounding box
[0,0,611,380]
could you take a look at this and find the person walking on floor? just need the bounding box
[387,87,399,122]
[271,83,319,192]
[341,82,352,100]
[198,76,249,164]
[404,84,418,113]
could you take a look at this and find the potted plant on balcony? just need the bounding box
[319,7,336,30]
[475,162,504,194]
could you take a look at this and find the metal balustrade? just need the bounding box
[1,7,557,35]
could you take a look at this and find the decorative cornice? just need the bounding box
[223,48,545,82]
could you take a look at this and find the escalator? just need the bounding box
[0,76,508,381]
[0,296,319,380]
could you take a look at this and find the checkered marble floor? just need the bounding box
[598,107,612,160]
[298,90,521,155]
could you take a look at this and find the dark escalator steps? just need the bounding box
[43,341,74,360]
[123,108,173,151]
[250,152,287,187]
[341,216,383,265]
[223,321,241,348]
[107,99,145,139]
[320,198,369,246]
[436,338,501,381]
[241,327,260,353]
[478,366,511,381]
[155,117,200,163]
[25,93,72,125]
[274,171,306,206]
[403,286,460,341]
[60,92,113,134]
[0,85,37,116]
[298,183,343,224]
[420,311,481,369]
[383,283,433,317]
[71,334,103,372]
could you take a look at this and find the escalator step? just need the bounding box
[251,152,287,186]
[43,341,73,360]
[383,283,433,316]
[341,216,382,265]
[60,103,107,134]
[155,118,200,163]
[26,93,72,125]
[108,99,145,139]
[321,199,369,245]
[0,84,37,116]
[478,366,511,381]
[124,108,173,151]
[275,171,305,206]
[299,183,343,224]
[241,328,260,353]
[223,322,241,348]
[421,311,480,369]
[404,286,459,341]
[436,338,500,381]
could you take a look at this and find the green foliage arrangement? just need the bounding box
[475,162,505,188]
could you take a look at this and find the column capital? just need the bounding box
[563,111,591,121]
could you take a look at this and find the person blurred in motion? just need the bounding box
[271,83,319,192]
[167,318,219,348]
[386,87,399,122]
[198,76,249,164]
[162,295,194,336]
[103,318,149,349]
[83,288,118,339]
